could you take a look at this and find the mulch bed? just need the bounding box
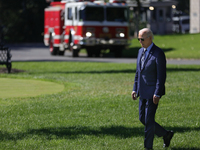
[0,67,25,73]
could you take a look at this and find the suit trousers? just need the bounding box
[139,98,167,149]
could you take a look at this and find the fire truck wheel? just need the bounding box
[110,46,123,58]
[72,49,79,57]
[58,51,65,56]
[49,35,58,55]
[115,49,122,58]
[94,48,101,57]
[50,47,59,55]
[86,48,93,57]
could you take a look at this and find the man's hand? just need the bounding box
[153,95,160,104]
[131,91,137,100]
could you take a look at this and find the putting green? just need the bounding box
[0,78,64,98]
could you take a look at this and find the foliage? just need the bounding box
[0,62,200,149]
[0,0,49,43]
[0,0,190,43]
[175,0,190,14]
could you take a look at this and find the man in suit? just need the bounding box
[131,28,174,150]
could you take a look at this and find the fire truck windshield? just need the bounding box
[106,7,128,22]
[80,6,104,21]
[79,6,128,22]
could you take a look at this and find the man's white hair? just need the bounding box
[139,28,154,40]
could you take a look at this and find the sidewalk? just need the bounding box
[5,43,200,65]
[166,59,200,65]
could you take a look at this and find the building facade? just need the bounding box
[190,0,200,33]
[128,0,177,35]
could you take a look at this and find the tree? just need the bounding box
[175,0,189,14]
[0,0,49,43]
[134,0,141,36]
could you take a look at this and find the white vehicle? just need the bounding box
[172,16,190,33]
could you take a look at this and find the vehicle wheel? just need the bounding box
[58,50,65,56]
[86,48,93,57]
[49,35,58,55]
[72,49,79,57]
[110,46,123,58]
[94,48,101,57]
[115,49,122,58]
[51,47,59,55]
[69,42,73,52]
[69,42,79,57]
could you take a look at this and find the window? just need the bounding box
[166,7,171,22]
[79,6,104,21]
[106,7,128,22]
[68,8,72,20]
[159,9,163,21]
[182,19,189,24]
[152,8,157,22]
[85,7,104,21]
[75,7,78,20]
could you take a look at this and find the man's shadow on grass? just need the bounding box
[0,125,199,140]
[0,126,143,141]
[1,126,199,149]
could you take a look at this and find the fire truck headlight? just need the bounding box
[119,33,125,38]
[109,40,114,44]
[86,32,92,37]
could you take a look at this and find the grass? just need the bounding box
[0,78,64,98]
[0,62,200,150]
[122,33,200,59]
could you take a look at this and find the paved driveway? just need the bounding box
[8,43,200,65]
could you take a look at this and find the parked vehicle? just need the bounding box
[172,16,190,34]
[44,0,130,57]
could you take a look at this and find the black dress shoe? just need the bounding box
[163,130,174,147]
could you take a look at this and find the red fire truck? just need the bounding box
[44,0,130,57]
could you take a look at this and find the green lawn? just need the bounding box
[123,33,200,59]
[0,62,200,149]
[0,78,64,98]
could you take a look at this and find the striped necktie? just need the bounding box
[141,48,147,69]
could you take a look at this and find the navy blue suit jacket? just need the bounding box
[133,43,166,99]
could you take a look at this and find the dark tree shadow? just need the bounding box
[0,126,144,141]
[4,65,199,75]
[171,148,200,150]
[104,47,175,58]
[32,66,199,74]
[0,125,199,142]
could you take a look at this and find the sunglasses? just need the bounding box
[138,36,150,41]
[138,38,145,41]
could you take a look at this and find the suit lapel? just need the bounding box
[141,44,156,71]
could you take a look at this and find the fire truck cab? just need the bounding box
[44,0,130,57]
